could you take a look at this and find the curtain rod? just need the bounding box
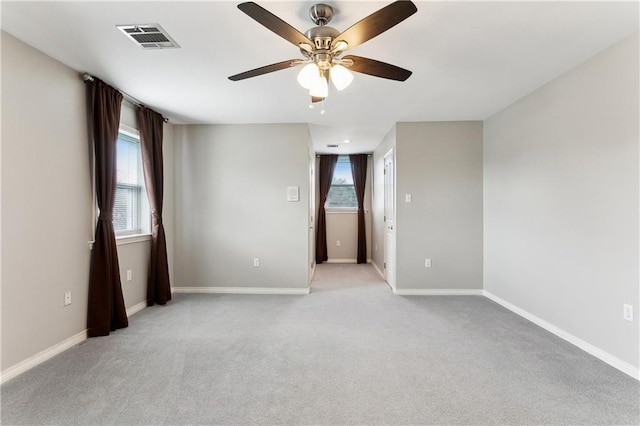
[316,154,372,158]
[82,73,169,123]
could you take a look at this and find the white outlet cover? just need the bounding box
[623,304,633,321]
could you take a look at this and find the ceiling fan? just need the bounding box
[228,1,417,103]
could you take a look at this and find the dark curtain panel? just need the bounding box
[138,106,172,306]
[350,154,368,264]
[316,155,338,264]
[87,78,128,337]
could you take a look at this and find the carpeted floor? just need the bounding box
[2,264,639,425]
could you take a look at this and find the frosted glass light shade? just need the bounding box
[297,63,320,89]
[309,76,328,98]
[330,64,353,91]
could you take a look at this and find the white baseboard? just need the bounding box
[484,290,640,381]
[395,288,483,296]
[173,287,310,295]
[1,329,87,385]
[371,261,385,279]
[126,301,147,317]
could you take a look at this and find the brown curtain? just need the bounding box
[316,155,338,264]
[350,154,368,264]
[138,106,172,306]
[87,78,128,337]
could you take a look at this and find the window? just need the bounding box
[326,155,357,208]
[114,130,150,236]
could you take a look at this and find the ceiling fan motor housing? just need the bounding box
[305,26,340,50]
[302,26,341,70]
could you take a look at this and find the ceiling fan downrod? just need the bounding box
[309,4,333,26]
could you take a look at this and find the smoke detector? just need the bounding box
[117,24,180,49]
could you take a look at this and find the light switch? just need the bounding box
[287,186,299,202]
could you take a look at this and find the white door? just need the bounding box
[308,151,316,284]
[384,150,396,290]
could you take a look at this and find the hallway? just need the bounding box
[311,263,387,293]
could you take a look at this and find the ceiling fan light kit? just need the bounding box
[297,63,320,89]
[229,1,417,105]
[309,73,329,98]
[330,64,354,91]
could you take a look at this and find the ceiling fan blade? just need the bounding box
[311,96,325,103]
[334,1,417,50]
[343,55,412,81]
[238,2,313,48]
[228,59,300,81]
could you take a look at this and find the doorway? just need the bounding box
[315,155,372,263]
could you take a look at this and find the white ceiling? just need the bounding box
[2,1,638,154]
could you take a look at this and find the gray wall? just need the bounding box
[1,33,175,373]
[173,124,310,289]
[396,122,484,290]
[1,32,91,371]
[484,34,639,369]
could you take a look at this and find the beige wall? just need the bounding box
[173,124,310,289]
[1,33,175,374]
[484,33,639,370]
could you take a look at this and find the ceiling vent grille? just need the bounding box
[117,24,180,49]
[326,144,340,148]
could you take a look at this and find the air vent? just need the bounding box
[117,24,180,49]
[326,144,340,148]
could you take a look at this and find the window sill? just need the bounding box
[326,209,369,214]
[88,233,151,250]
[116,233,152,246]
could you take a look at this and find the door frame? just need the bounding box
[383,149,396,291]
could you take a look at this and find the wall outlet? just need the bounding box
[336,240,341,247]
[623,304,633,321]
[64,291,72,306]
[405,193,412,203]
[375,243,378,251]
[126,270,132,281]
[425,258,432,268]
[253,258,260,267]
